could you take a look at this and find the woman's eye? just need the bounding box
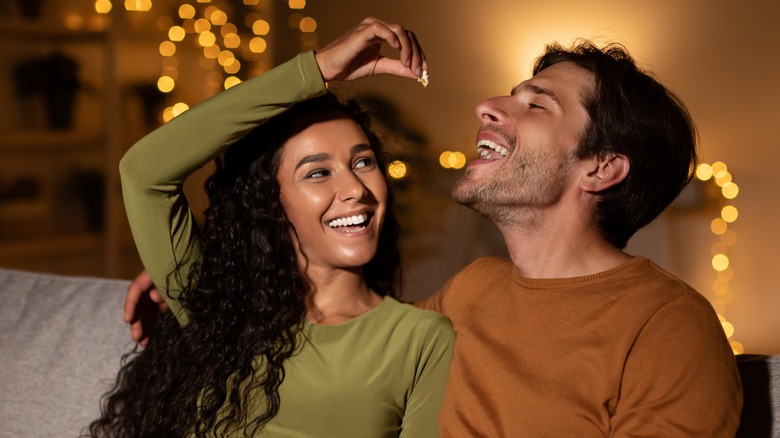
[529,102,545,110]
[354,157,375,169]
[306,169,329,179]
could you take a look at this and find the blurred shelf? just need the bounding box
[0,232,102,259]
[0,129,104,152]
[0,20,107,41]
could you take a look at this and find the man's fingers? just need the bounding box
[150,288,165,305]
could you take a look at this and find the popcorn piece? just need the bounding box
[417,70,429,88]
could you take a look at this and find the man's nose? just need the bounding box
[475,97,507,126]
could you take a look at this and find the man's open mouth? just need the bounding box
[477,139,509,160]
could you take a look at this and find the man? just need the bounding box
[124,25,741,437]
[413,41,742,436]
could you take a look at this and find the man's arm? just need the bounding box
[611,293,742,436]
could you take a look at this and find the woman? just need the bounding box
[89,18,453,437]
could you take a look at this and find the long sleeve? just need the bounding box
[119,51,327,325]
[399,314,455,437]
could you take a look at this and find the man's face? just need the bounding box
[451,61,595,226]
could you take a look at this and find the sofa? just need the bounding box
[0,267,778,437]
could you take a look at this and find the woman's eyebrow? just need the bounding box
[295,153,330,169]
[351,143,371,154]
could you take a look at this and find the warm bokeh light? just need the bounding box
[172,102,190,117]
[168,25,186,41]
[721,205,738,223]
[157,76,175,93]
[224,76,242,89]
[194,18,211,33]
[217,50,235,66]
[721,182,739,199]
[95,0,112,14]
[178,4,195,19]
[712,254,730,272]
[125,0,152,12]
[710,218,727,235]
[252,19,270,35]
[711,161,728,178]
[223,33,241,48]
[388,160,408,179]
[223,59,241,74]
[203,44,220,59]
[209,10,228,26]
[695,163,713,181]
[198,31,217,47]
[714,172,732,187]
[730,341,744,355]
[163,103,188,123]
[721,320,735,338]
[299,17,317,33]
[243,0,260,4]
[289,0,306,9]
[439,151,467,169]
[159,41,176,57]
[249,37,267,53]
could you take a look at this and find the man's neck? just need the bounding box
[498,216,631,279]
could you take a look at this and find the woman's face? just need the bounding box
[277,111,387,273]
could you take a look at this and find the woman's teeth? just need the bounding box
[328,213,368,228]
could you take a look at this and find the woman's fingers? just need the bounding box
[315,17,428,83]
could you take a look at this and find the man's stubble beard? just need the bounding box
[451,146,578,228]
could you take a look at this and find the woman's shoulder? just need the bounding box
[382,297,454,337]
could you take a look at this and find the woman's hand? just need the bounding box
[314,17,427,83]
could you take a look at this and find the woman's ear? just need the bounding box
[580,154,630,193]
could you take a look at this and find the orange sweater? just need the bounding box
[416,256,742,437]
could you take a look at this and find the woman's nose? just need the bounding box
[337,172,368,202]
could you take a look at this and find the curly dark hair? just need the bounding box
[533,40,698,249]
[88,94,401,437]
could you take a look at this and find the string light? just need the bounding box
[388,160,408,180]
[695,162,743,354]
[439,151,467,169]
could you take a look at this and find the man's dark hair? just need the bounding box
[534,40,698,249]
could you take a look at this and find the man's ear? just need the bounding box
[580,154,630,193]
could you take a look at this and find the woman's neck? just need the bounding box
[303,267,383,325]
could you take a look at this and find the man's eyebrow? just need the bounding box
[295,153,330,170]
[511,83,561,106]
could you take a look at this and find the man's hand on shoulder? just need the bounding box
[124,270,169,346]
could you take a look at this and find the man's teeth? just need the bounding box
[328,213,368,228]
[477,139,509,160]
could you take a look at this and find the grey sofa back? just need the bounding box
[0,268,131,437]
[0,267,778,437]
[737,353,780,437]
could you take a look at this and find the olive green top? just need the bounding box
[119,51,454,437]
